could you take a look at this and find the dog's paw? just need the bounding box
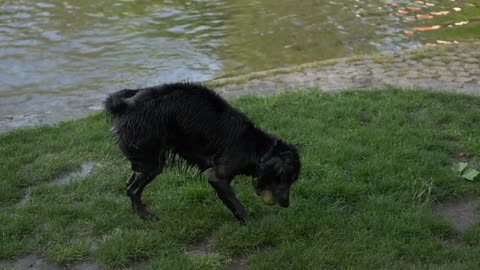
[236,215,247,225]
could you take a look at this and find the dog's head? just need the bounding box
[256,140,301,207]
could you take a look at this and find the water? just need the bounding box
[0,0,426,95]
[0,0,426,130]
[0,0,224,97]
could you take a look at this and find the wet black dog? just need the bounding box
[104,82,300,224]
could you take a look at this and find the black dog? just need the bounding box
[104,82,300,223]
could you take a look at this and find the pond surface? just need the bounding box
[0,0,427,97]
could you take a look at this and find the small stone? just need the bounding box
[459,53,473,58]
[448,62,462,67]
[333,63,349,69]
[303,70,317,77]
[424,69,438,74]
[439,76,455,82]
[431,61,445,67]
[456,72,469,77]
[363,58,374,64]
[343,67,359,74]
[392,57,404,63]
[406,71,419,79]
[464,58,479,64]
[394,63,409,69]
[371,68,385,75]
[464,64,480,70]
[406,60,418,65]
[446,55,460,62]
[435,66,449,72]
[438,70,454,77]
[469,69,480,76]
[422,58,433,63]
[456,77,473,83]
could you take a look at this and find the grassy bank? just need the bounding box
[1,89,480,269]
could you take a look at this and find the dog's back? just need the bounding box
[105,82,261,171]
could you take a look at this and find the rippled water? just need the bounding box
[0,0,225,97]
[0,0,425,98]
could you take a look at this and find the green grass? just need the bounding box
[1,89,480,269]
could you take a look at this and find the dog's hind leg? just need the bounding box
[126,172,136,187]
[127,171,158,220]
[127,153,166,221]
[207,169,247,224]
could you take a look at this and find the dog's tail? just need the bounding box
[104,89,139,115]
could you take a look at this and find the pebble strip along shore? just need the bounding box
[215,42,480,98]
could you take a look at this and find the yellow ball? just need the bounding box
[261,190,275,206]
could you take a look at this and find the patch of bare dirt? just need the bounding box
[224,257,246,270]
[441,237,465,249]
[14,254,62,270]
[187,238,214,256]
[0,255,102,270]
[187,238,246,270]
[18,162,100,205]
[433,195,480,232]
[129,261,147,270]
[19,188,31,206]
[359,111,372,126]
[450,152,472,164]
[52,162,99,185]
[69,261,101,270]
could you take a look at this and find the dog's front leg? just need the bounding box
[207,171,247,224]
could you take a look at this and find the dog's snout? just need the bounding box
[272,185,290,208]
[276,191,289,207]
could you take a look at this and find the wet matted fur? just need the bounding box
[104,82,301,223]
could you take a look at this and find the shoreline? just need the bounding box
[1,41,479,134]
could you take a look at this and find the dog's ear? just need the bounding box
[269,156,287,174]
